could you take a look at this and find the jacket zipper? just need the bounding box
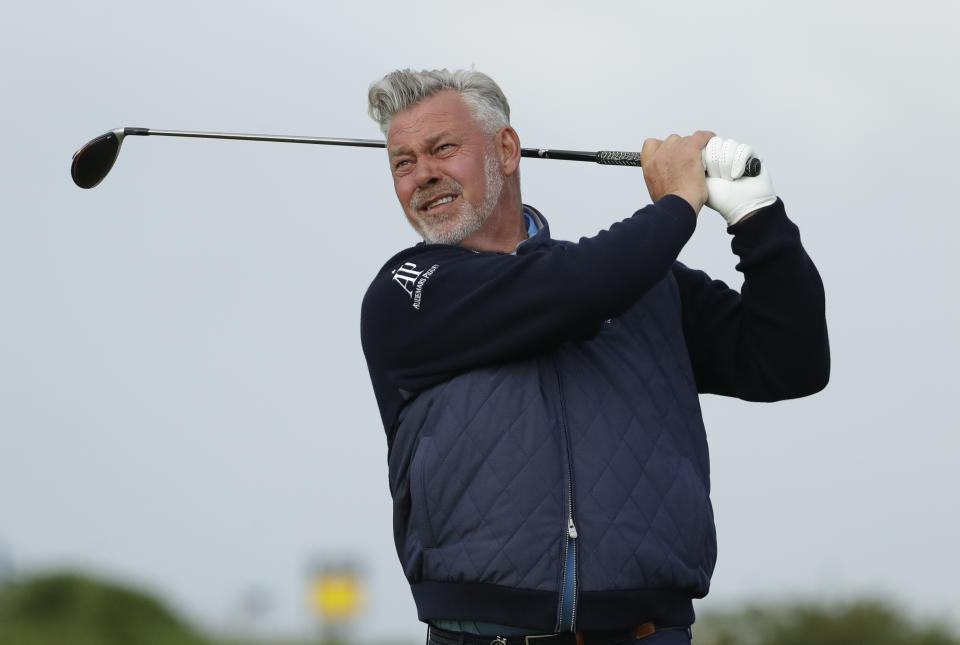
[554,362,578,632]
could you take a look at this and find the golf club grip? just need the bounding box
[597,150,762,177]
[596,151,643,167]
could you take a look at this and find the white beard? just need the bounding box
[413,152,504,245]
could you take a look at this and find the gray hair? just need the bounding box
[368,68,511,136]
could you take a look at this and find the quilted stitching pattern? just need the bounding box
[413,362,566,590]
[394,276,716,597]
[562,282,714,593]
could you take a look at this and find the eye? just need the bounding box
[393,159,412,173]
[436,143,455,154]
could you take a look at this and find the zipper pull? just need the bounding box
[567,517,578,539]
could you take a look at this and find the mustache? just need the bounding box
[410,180,463,211]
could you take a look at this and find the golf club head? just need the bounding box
[71,129,125,189]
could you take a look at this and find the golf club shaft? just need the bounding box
[71,127,762,189]
[127,127,386,148]
[123,127,641,166]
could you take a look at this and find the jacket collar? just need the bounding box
[517,204,552,254]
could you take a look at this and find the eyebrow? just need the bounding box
[388,130,457,158]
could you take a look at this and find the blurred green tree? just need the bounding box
[696,598,958,645]
[0,571,208,645]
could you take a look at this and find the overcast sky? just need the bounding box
[2,0,958,641]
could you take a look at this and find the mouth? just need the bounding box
[419,193,459,214]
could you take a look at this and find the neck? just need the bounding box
[457,181,526,253]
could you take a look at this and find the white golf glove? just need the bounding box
[702,137,776,226]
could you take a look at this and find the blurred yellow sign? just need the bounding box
[309,570,365,622]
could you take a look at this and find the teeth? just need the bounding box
[426,195,455,209]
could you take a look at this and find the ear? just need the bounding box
[496,126,522,177]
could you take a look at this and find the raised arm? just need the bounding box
[675,199,830,401]
[362,195,698,392]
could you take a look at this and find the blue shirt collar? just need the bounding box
[514,205,546,254]
[523,210,539,238]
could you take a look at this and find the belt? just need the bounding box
[427,622,658,645]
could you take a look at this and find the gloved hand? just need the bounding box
[702,137,776,226]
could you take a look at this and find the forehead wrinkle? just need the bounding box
[388,93,475,155]
[388,126,459,159]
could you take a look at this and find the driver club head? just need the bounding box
[71,129,125,189]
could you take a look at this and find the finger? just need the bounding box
[691,130,717,149]
[719,139,739,180]
[703,136,723,178]
[640,138,662,166]
[730,142,754,179]
[662,134,682,152]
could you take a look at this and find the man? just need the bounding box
[360,69,829,645]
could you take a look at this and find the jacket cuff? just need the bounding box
[657,193,697,220]
[725,198,794,241]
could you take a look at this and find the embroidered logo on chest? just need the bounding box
[391,261,440,310]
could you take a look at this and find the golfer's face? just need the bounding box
[387,91,493,242]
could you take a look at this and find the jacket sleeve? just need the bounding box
[674,198,830,401]
[362,195,697,392]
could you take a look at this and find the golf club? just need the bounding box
[70,127,762,189]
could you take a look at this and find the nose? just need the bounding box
[413,155,442,187]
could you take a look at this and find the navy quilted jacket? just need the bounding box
[361,195,829,631]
